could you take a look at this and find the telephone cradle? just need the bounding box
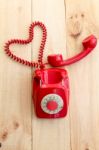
[33,68,69,118]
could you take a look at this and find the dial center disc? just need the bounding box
[41,94,64,114]
[47,100,58,111]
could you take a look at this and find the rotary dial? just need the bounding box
[41,94,64,114]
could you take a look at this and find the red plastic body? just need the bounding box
[33,68,69,118]
[48,35,97,67]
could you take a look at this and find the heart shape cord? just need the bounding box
[4,21,47,69]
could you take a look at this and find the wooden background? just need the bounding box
[0,0,99,150]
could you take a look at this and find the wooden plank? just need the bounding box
[31,0,71,150]
[65,0,99,149]
[0,0,32,149]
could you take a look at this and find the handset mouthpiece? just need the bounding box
[82,35,97,49]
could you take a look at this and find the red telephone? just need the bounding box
[4,22,97,119]
[33,35,97,118]
[33,68,69,118]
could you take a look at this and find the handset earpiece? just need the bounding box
[48,35,97,67]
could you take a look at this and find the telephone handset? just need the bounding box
[48,35,97,67]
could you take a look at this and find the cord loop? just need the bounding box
[4,21,47,68]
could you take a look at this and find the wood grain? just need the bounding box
[0,0,99,150]
[0,0,32,149]
[66,0,99,150]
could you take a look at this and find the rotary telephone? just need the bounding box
[4,22,97,119]
[33,35,97,118]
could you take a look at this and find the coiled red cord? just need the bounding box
[4,21,47,68]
